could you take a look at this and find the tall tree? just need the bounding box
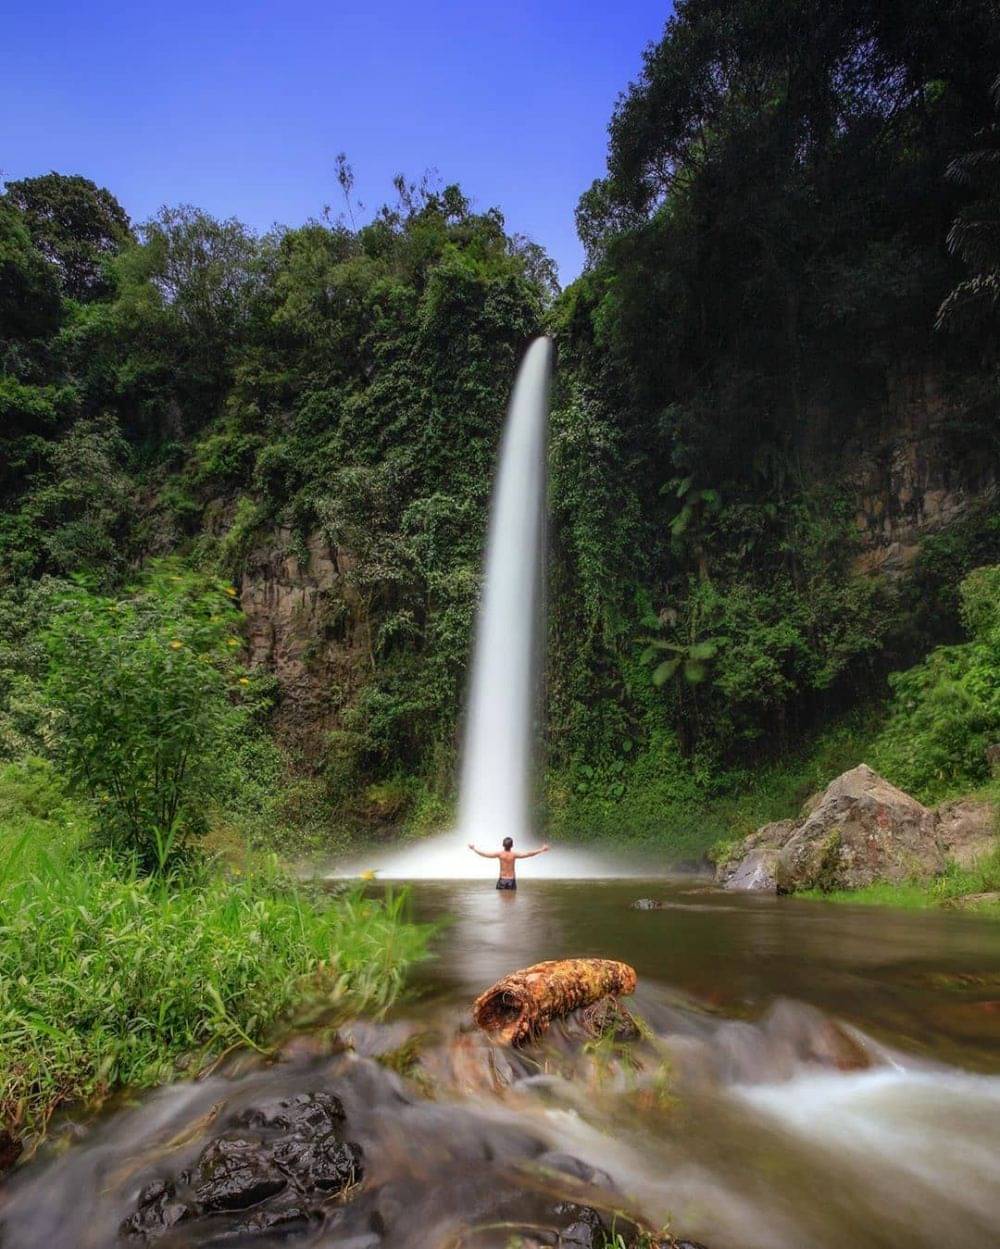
[2,173,133,302]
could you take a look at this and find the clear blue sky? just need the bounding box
[2,2,673,284]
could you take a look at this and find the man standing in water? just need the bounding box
[467,837,550,889]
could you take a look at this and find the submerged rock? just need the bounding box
[717,764,943,893]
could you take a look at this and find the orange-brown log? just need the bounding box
[472,958,637,1047]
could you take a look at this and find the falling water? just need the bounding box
[457,335,552,846]
[339,336,658,879]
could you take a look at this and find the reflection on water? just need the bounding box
[2,880,999,1249]
[406,879,1000,1068]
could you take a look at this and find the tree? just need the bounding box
[43,564,247,871]
[937,76,1000,333]
[0,202,62,344]
[2,173,133,301]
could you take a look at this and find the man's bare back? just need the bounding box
[467,837,549,889]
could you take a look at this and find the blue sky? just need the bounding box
[2,2,673,284]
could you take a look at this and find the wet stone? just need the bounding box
[630,898,666,910]
[120,1092,364,1243]
[233,1090,344,1135]
[270,1133,363,1192]
[187,1138,288,1212]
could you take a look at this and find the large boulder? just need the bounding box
[718,765,944,893]
[934,798,996,868]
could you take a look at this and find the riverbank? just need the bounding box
[0,761,428,1155]
[805,851,1000,916]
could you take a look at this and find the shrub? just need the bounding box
[43,562,249,870]
[874,566,1000,800]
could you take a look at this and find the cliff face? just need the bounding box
[846,371,996,578]
[239,528,369,758]
[232,371,996,768]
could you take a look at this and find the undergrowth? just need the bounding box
[0,760,428,1148]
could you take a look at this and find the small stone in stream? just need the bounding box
[121,1180,192,1239]
[630,898,666,910]
[553,1201,607,1247]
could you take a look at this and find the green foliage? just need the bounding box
[875,566,1000,800]
[0,759,428,1144]
[1,172,132,302]
[43,563,249,870]
[937,75,1000,333]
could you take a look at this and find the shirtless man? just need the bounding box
[467,837,550,889]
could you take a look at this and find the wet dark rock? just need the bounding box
[189,1138,288,1212]
[232,1090,344,1135]
[120,1092,363,1243]
[551,1200,607,1247]
[0,1129,23,1173]
[270,1132,362,1192]
[122,1181,191,1240]
[536,1151,617,1192]
[630,898,666,910]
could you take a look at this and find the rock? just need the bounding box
[630,898,666,910]
[719,765,944,893]
[535,1152,617,1193]
[189,1138,287,1212]
[934,798,997,868]
[120,1092,363,1242]
[714,821,793,892]
[0,1129,22,1173]
[724,846,780,892]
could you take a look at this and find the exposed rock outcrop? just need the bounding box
[239,527,368,755]
[717,764,945,893]
[935,798,997,869]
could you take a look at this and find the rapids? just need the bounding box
[3,879,999,1248]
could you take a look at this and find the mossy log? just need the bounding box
[472,958,637,1047]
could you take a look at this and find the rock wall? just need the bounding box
[239,527,370,757]
[844,370,996,578]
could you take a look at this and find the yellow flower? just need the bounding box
[227,638,241,648]
[169,640,183,650]
[225,586,238,598]
[238,677,250,686]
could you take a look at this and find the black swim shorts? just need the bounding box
[496,878,517,890]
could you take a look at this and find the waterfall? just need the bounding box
[457,335,552,846]
[336,336,653,877]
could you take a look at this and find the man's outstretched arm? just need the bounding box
[467,843,499,858]
[515,844,550,859]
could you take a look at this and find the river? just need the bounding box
[2,878,999,1248]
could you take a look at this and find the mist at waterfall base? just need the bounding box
[340,336,656,882]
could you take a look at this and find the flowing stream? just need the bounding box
[3,880,1000,1248]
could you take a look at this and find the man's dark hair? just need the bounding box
[502,837,513,851]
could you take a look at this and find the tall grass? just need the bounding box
[0,761,428,1146]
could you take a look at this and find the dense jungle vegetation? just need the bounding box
[2,0,1000,874]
